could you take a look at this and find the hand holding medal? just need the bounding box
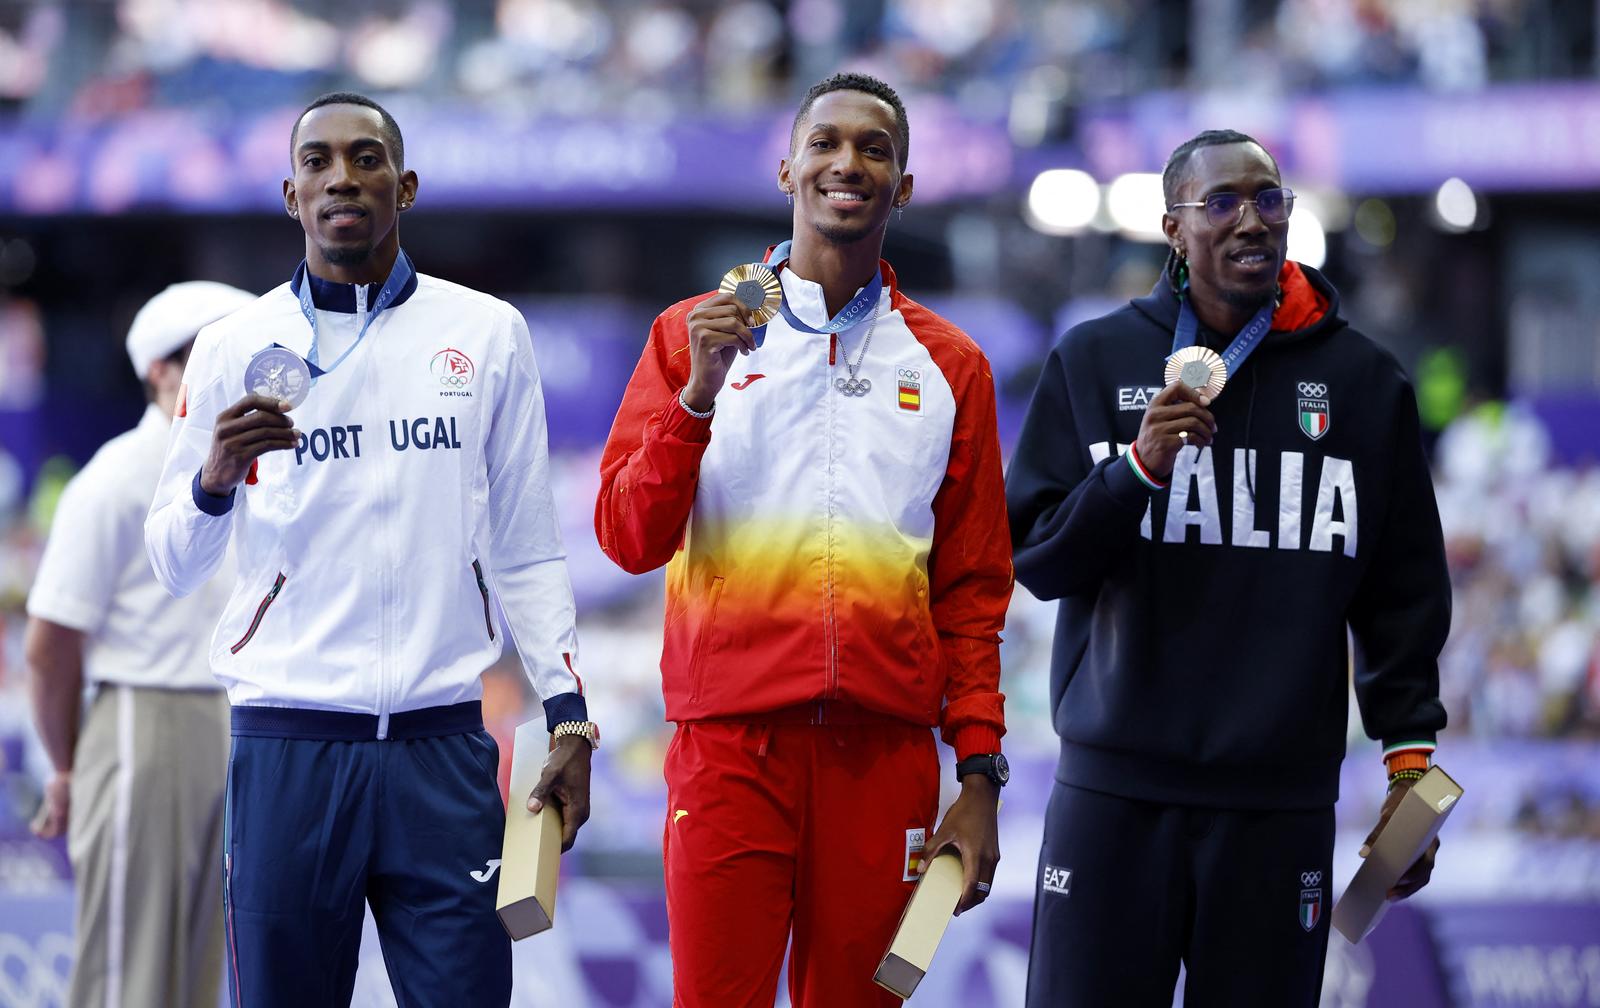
[1132,380,1217,483]
[681,265,775,414]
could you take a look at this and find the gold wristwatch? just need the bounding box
[550,720,600,750]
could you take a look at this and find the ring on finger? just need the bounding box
[1178,430,1189,442]
[975,881,992,894]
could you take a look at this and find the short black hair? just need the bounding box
[791,72,910,170]
[1161,128,1278,207]
[290,91,405,170]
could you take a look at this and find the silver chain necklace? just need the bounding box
[833,311,878,397]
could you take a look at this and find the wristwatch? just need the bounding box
[550,720,600,750]
[955,753,1009,787]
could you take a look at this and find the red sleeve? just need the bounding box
[594,299,714,575]
[913,307,1013,759]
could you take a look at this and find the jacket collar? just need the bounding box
[289,255,419,314]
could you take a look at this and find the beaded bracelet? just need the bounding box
[1386,768,1426,791]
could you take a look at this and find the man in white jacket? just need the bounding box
[144,92,593,1006]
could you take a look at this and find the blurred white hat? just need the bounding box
[126,281,256,379]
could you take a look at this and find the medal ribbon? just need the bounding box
[757,240,883,338]
[1171,289,1275,378]
[293,250,415,380]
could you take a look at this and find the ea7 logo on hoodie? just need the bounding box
[1117,386,1164,412]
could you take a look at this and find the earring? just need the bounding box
[786,190,793,208]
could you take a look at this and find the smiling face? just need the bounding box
[780,89,912,248]
[1162,141,1288,315]
[283,103,417,282]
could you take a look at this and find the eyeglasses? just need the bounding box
[1168,187,1295,228]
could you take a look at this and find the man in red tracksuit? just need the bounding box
[595,73,1013,1007]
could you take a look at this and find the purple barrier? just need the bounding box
[0,100,1010,216]
[1527,394,1600,467]
[8,83,1600,214]
[1081,83,1600,194]
[1430,903,1600,1008]
[1,882,1582,1008]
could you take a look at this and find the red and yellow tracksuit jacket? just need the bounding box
[595,259,1010,759]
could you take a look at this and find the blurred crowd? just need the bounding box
[0,0,1591,124]
[1433,403,1600,741]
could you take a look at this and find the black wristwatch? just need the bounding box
[955,753,1009,787]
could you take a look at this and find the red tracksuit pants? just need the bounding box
[663,710,939,1007]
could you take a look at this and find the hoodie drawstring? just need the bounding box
[1244,366,1258,503]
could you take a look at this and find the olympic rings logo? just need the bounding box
[1301,871,1323,886]
[1298,382,1327,398]
[439,373,470,388]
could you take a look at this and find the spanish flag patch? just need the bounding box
[897,380,921,412]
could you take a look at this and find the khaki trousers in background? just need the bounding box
[67,684,230,1008]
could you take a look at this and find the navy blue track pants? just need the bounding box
[1026,782,1334,1008]
[223,702,510,1007]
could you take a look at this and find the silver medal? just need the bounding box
[244,346,311,408]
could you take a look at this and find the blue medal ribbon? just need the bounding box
[751,240,883,343]
[1171,286,1276,378]
[293,250,416,382]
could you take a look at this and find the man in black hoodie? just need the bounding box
[1007,130,1451,1006]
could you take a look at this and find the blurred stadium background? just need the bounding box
[2,0,1599,1005]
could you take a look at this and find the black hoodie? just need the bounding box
[1006,263,1449,809]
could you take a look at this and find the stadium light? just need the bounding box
[1434,177,1478,232]
[1024,169,1100,235]
[1106,173,1166,242]
[1287,204,1326,270]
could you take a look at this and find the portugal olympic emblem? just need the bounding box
[431,348,475,389]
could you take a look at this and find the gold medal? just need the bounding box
[1165,345,1228,399]
[720,263,783,327]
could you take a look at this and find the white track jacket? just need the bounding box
[145,259,584,736]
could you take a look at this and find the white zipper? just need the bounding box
[823,333,840,699]
[369,315,393,740]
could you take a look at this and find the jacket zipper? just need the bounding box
[229,573,285,654]
[369,329,394,740]
[473,559,496,641]
[823,335,839,699]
